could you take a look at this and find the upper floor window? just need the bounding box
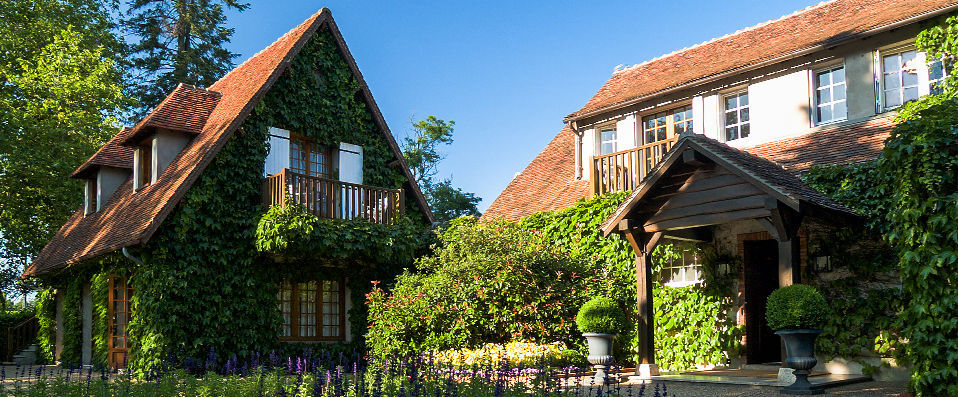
[85,178,97,215]
[641,105,692,146]
[290,135,330,178]
[599,127,617,155]
[278,279,345,341]
[724,91,750,141]
[814,65,847,124]
[879,48,947,110]
[134,142,152,190]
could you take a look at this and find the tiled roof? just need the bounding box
[600,133,858,234]
[566,0,958,121]
[71,127,135,179]
[121,84,222,145]
[25,9,433,277]
[485,118,894,222]
[482,126,590,221]
[744,116,895,172]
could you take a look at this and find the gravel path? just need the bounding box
[579,380,907,396]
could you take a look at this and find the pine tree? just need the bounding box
[124,0,248,116]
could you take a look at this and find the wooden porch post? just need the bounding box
[622,225,662,378]
[761,199,803,287]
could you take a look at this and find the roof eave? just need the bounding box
[564,3,958,124]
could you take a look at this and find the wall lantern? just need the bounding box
[716,262,736,277]
[813,255,833,273]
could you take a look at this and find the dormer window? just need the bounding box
[133,141,152,190]
[84,179,98,215]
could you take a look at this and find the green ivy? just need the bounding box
[36,287,56,363]
[123,29,428,374]
[880,99,958,396]
[59,275,83,365]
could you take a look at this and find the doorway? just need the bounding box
[108,275,133,369]
[743,240,781,364]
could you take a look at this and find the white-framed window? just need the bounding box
[723,91,750,141]
[599,126,617,155]
[813,65,847,124]
[878,47,947,110]
[660,245,704,287]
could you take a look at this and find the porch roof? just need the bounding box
[600,133,859,237]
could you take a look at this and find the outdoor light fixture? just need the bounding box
[813,255,833,273]
[716,262,735,277]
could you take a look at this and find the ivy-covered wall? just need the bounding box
[122,27,429,373]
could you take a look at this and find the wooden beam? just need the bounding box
[646,195,767,225]
[635,252,655,366]
[682,149,708,166]
[779,238,801,287]
[663,226,713,242]
[644,208,771,233]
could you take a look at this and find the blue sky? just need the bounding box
[225,0,817,212]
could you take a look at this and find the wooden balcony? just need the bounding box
[263,169,405,225]
[590,137,678,196]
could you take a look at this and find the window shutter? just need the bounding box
[264,127,290,176]
[338,142,363,185]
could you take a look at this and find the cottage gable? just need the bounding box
[24,9,432,277]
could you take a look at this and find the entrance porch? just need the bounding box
[599,133,860,378]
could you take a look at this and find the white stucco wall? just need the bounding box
[726,69,810,149]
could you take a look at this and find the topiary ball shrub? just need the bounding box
[576,296,626,334]
[766,284,829,330]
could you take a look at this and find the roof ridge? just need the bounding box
[613,0,835,75]
[211,9,326,90]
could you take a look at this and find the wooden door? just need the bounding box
[743,240,781,364]
[108,275,133,369]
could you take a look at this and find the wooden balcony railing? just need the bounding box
[3,316,38,362]
[263,169,405,225]
[590,137,678,195]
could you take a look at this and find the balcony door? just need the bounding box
[640,105,691,171]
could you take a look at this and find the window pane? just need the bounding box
[725,96,737,109]
[739,108,749,123]
[674,122,688,135]
[901,70,918,87]
[674,110,685,122]
[818,106,832,123]
[725,111,738,125]
[740,124,750,138]
[885,90,902,108]
[739,93,748,106]
[903,87,919,103]
[833,84,846,101]
[834,102,847,120]
[884,74,900,89]
[883,55,900,72]
[929,59,945,81]
[832,67,845,83]
[725,126,738,141]
[817,88,831,104]
[656,127,667,142]
[817,71,830,87]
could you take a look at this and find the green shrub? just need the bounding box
[575,296,625,334]
[366,217,598,356]
[765,284,828,330]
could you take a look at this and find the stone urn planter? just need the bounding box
[765,284,829,395]
[777,329,825,395]
[583,333,615,382]
[576,297,626,385]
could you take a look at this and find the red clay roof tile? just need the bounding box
[71,127,135,179]
[566,0,958,121]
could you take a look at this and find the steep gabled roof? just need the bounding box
[24,9,433,277]
[565,0,958,121]
[600,134,858,235]
[71,127,135,179]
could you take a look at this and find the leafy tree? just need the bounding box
[400,116,482,223]
[123,0,248,116]
[426,179,480,223]
[0,0,132,296]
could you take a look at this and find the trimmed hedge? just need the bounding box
[765,284,828,331]
[575,296,625,334]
